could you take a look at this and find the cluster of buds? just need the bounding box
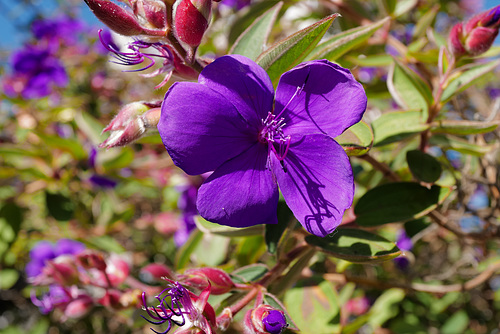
[449,5,500,58]
[27,240,139,319]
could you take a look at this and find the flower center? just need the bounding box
[258,112,291,161]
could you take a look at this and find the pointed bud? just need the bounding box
[244,305,288,334]
[77,249,108,271]
[449,5,500,57]
[100,101,162,148]
[132,0,168,29]
[174,0,212,47]
[63,295,93,319]
[84,0,147,36]
[179,267,235,295]
[139,263,174,283]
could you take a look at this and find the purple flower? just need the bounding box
[32,16,84,45]
[3,45,68,99]
[219,0,251,10]
[142,280,216,333]
[88,174,118,189]
[158,55,366,237]
[26,239,85,278]
[394,229,412,271]
[263,310,288,334]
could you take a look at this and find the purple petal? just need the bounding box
[271,134,354,237]
[30,241,56,262]
[55,239,85,257]
[198,55,274,129]
[158,82,256,175]
[275,60,367,138]
[197,144,278,227]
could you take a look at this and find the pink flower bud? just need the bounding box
[174,0,212,47]
[84,0,147,36]
[244,304,288,334]
[179,267,235,295]
[100,101,162,148]
[77,249,108,271]
[63,295,93,319]
[98,289,123,309]
[132,0,168,29]
[140,263,174,283]
[449,5,500,57]
[105,254,131,287]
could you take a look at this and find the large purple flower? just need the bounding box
[158,55,366,237]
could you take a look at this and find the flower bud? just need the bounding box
[77,249,108,271]
[100,101,162,148]
[98,289,123,309]
[449,5,500,57]
[132,0,168,29]
[105,254,131,287]
[244,305,288,334]
[63,295,93,319]
[179,267,235,295]
[84,0,147,36]
[139,263,174,283]
[174,0,212,47]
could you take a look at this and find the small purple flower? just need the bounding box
[468,186,489,211]
[4,45,68,99]
[219,0,251,10]
[32,16,84,45]
[26,239,85,278]
[158,55,367,237]
[394,229,412,271]
[88,174,118,189]
[263,310,288,334]
[142,280,216,333]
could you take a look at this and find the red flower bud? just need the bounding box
[84,0,147,36]
[179,267,235,295]
[63,295,93,320]
[42,256,80,286]
[174,0,212,47]
[77,249,107,271]
[139,263,174,283]
[449,5,500,57]
[133,0,168,29]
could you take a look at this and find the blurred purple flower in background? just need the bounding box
[219,0,251,10]
[394,229,413,271]
[3,45,68,99]
[32,15,84,45]
[25,239,85,278]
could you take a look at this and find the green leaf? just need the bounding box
[430,120,500,135]
[256,14,339,85]
[100,148,135,170]
[387,60,433,118]
[306,229,401,263]
[231,264,268,284]
[372,110,429,146]
[406,149,442,183]
[265,201,293,254]
[87,235,125,253]
[228,1,281,46]
[0,202,23,243]
[175,229,203,270]
[75,112,104,145]
[305,17,389,61]
[0,269,19,289]
[441,59,500,102]
[346,54,393,67]
[355,182,452,226]
[413,5,440,38]
[393,0,418,17]
[440,310,469,334]
[230,2,283,60]
[430,134,494,156]
[284,278,340,333]
[367,289,405,327]
[194,234,229,266]
[45,192,74,221]
[36,133,86,160]
[336,121,373,156]
[195,217,264,237]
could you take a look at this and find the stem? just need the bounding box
[357,154,400,182]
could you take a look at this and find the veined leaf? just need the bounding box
[346,54,393,67]
[441,59,500,102]
[372,110,429,146]
[230,2,282,60]
[336,121,373,156]
[195,217,264,237]
[256,14,339,85]
[306,229,401,263]
[430,119,500,135]
[305,17,390,62]
[406,149,442,183]
[387,60,433,118]
[355,182,452,226]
